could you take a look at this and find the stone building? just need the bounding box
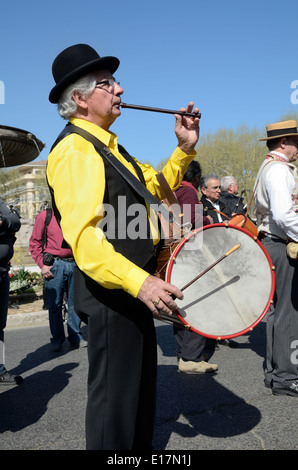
[1,160,50,267]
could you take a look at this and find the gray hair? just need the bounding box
[57,74,97,119]
[221,176,236,192]
[200,173,220,190]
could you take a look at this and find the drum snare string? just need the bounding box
[171,243,240,299]
[156,244,240,329]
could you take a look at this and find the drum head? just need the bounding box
[166,224,275,339]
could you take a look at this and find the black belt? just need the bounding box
[53,256,74,262]
[259,231,287,243]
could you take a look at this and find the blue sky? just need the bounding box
[0,0,297,167]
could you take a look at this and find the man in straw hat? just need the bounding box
[254,120,298,397]
[47,44,200,449]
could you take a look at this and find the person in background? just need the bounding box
[200,174,229,223]
[255,120,298,397]
[220,175,245,218]
[175,161,213,229]
[200,174,238,349]
[0,200,23,385]
[29,208,86,352]
[174,161,218,373]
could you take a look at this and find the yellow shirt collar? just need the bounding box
[69,117,118,151]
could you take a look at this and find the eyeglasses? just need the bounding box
[95,78,120,90]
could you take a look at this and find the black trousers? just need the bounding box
[174,326,207,362]
[74,266,157,450]
[0,271,9,358]
[261,236,298,388]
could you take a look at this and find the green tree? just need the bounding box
[157,111,298,217]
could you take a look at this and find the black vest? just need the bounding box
[48,124,156,271]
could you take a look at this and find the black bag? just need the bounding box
[43,252,55,266]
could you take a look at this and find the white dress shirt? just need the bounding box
[264,152,298,242]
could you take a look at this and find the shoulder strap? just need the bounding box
[54,123,174,223]
[199,199,229,220]
[41,208,52,250]
[249,158,275,213]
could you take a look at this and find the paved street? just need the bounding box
[1,316,298,451]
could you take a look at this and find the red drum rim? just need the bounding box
[165,223,275,339]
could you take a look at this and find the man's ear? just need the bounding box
[72,90,88,110]
[280,137,288,149]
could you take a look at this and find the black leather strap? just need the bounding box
[62,124,173,222]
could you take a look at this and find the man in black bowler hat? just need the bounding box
[47,43,200,449]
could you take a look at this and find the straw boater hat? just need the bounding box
[49,44,120,104]
[260,120,298,141]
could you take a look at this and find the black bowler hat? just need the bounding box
[49,44,120,104]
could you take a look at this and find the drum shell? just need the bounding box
[155,239,181,280]
[165,223,275,339]
[229,213,258,238]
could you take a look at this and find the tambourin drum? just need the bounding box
[155,239,183,280]
[165,223,275,339]
[229,213,258,238]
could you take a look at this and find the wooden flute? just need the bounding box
[120,102,201,119]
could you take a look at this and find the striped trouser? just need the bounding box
[261,236,298,388]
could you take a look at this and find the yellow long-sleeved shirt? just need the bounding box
[47,117,196,297]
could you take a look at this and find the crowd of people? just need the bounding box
[1,43,298,451]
